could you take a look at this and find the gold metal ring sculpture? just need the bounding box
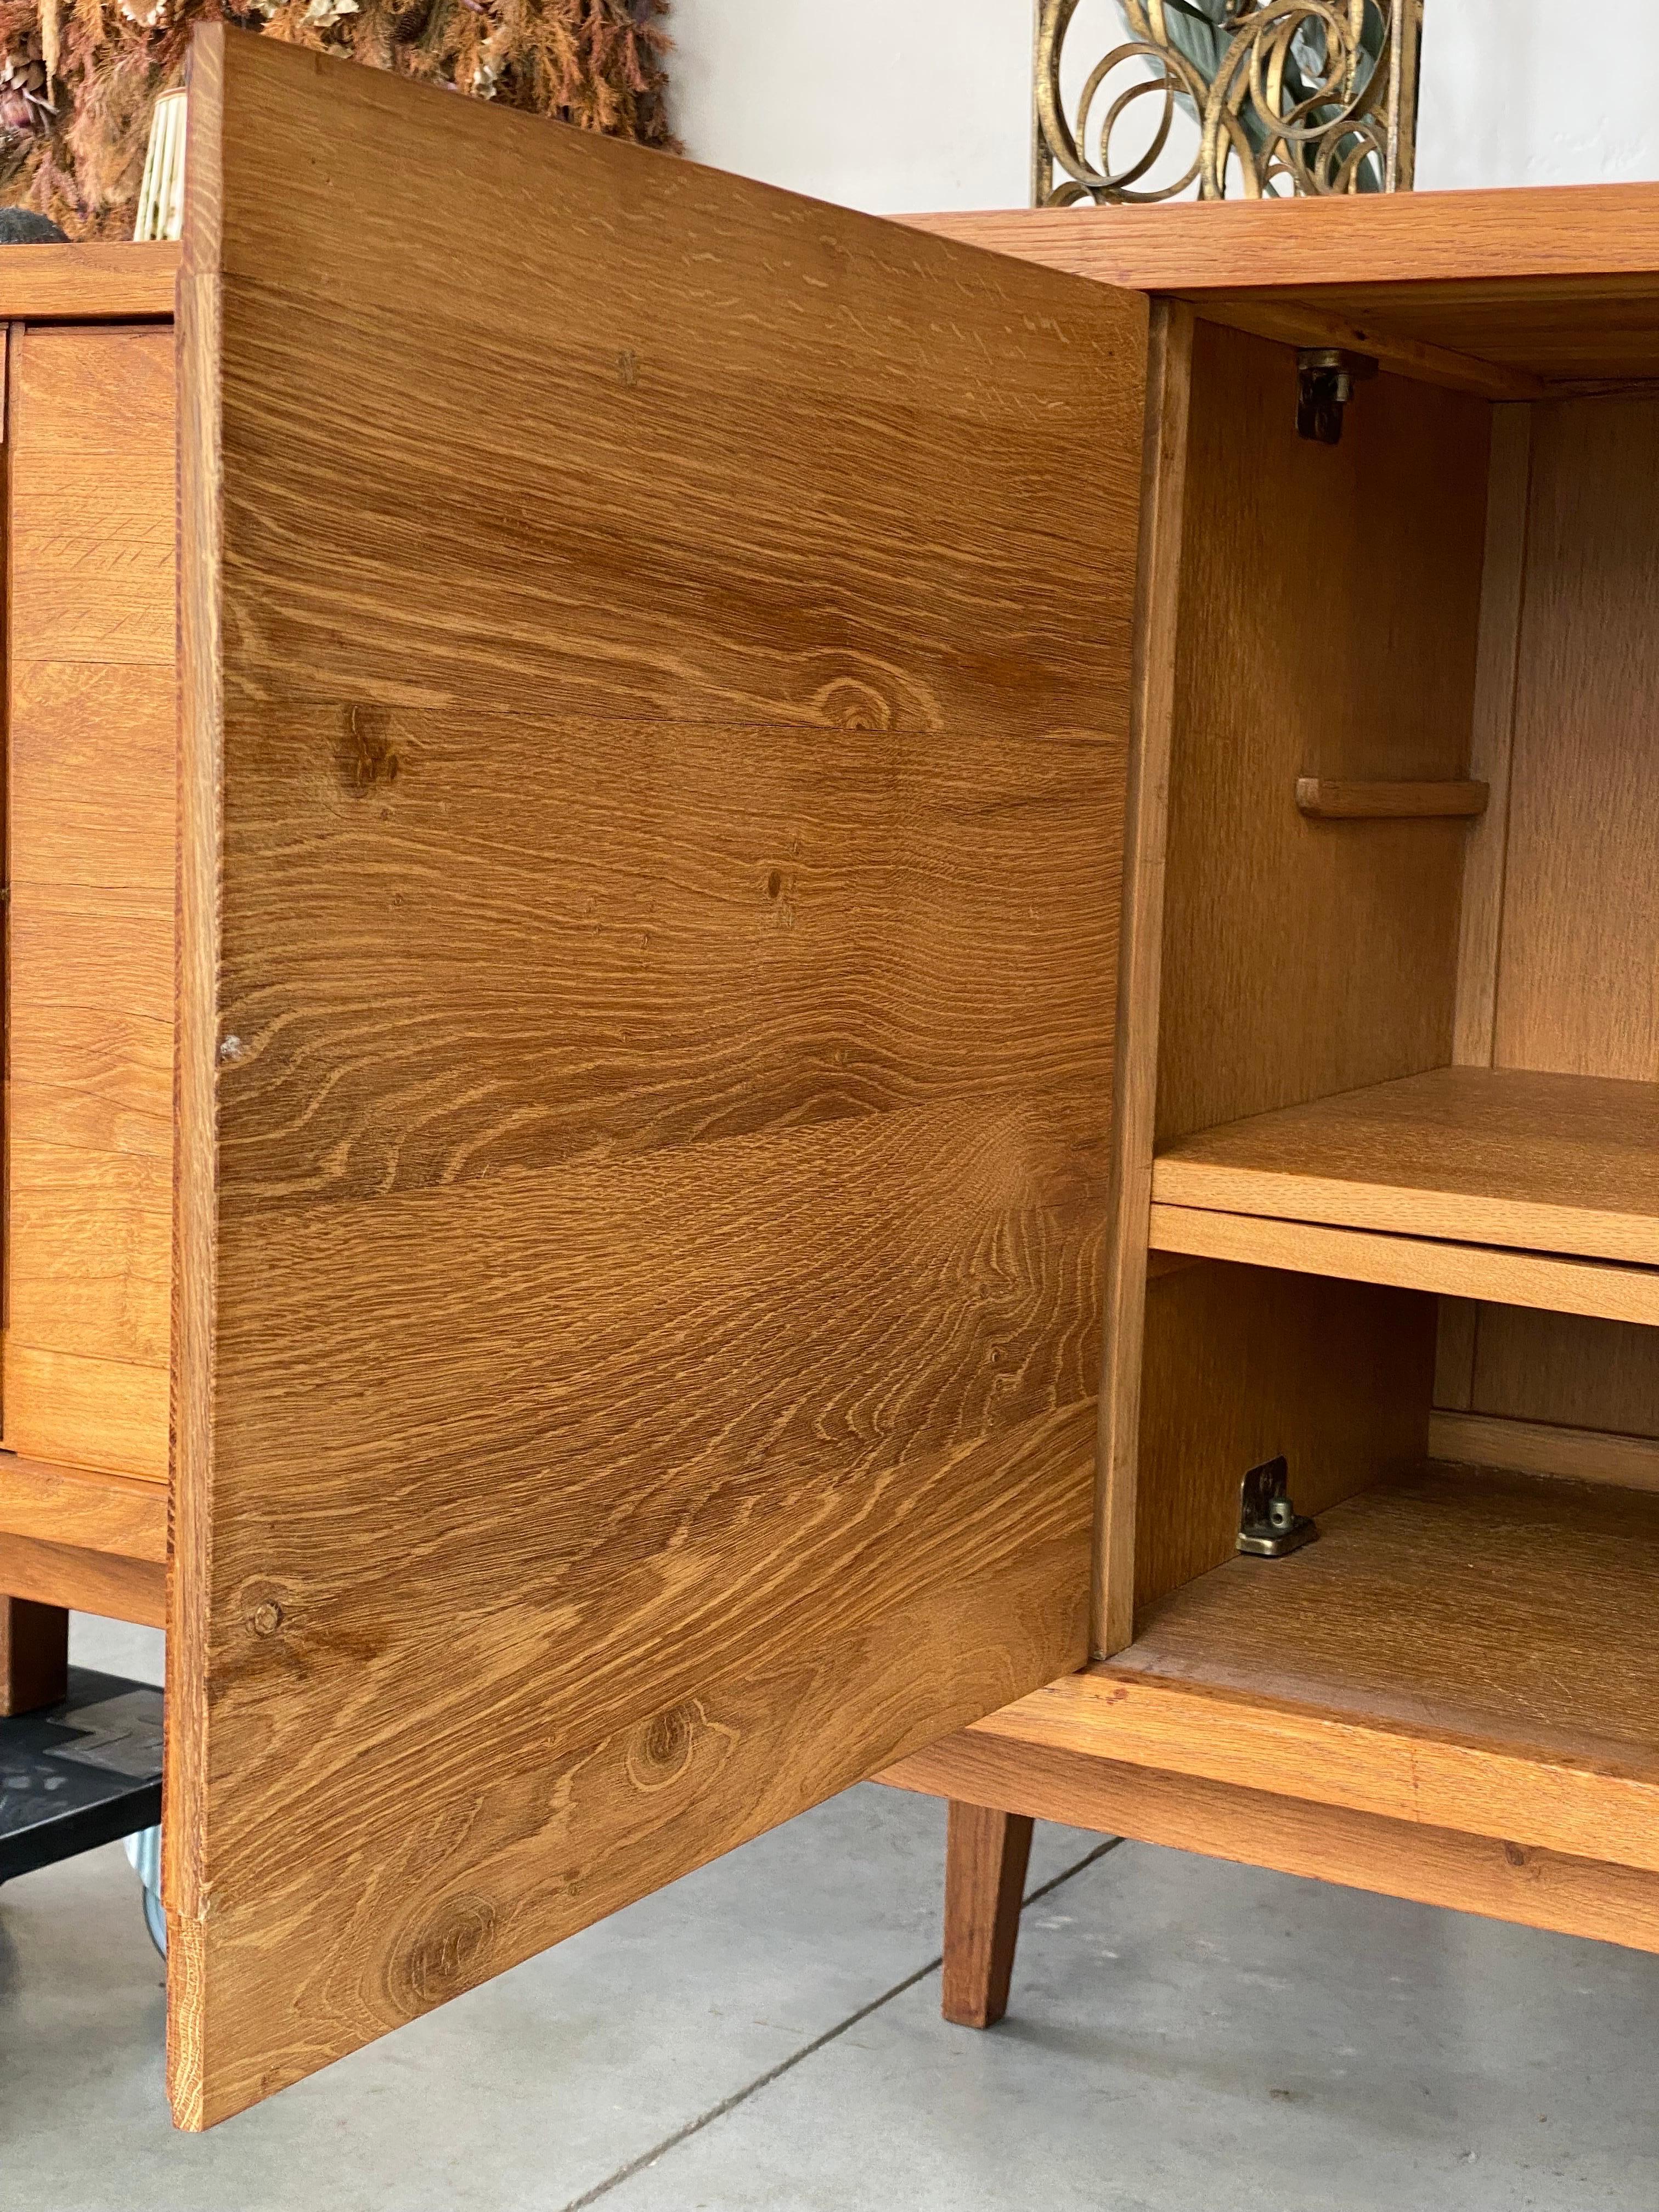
[1033,0,1423,205]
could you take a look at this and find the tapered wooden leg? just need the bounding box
[1,1594,69,1716]
[941,1800,1034,2028]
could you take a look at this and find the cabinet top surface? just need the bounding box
[904,183,1659,294]
[904,184,1659,390]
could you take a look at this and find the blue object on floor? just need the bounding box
[0,1666,162,1883]
[126,1820,167,1954]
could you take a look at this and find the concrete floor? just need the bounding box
[3,1622,1658,2210]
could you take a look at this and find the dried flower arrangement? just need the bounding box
[0,0,672,239]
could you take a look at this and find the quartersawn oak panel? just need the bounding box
[174,1396,1096,2113]
[170,27,1146,2126]
[4,329,177,1481]
[1496,398,1659,1081]
[1451,399,1659,1448]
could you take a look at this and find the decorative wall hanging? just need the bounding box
[0,0,673,239]
[1033,0,1423,206]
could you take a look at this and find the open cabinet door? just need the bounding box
[167,24,1149,2127]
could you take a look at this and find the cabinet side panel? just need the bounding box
[1462,399,1659,1457]
[4,325,176,1482]
[170,29,1148,2125]
[1155,320,1488,1148]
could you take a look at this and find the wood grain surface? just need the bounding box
[902,190,1659,385]
[1135,1262,1431,1609]
[1293,777,1487,820]
[0,1452,168,1562]
[919,1666,1659,1875]
[943,1469,1659,1877]
[1094,301,1193,1658]
[0,1531,165,1625]
[1434,1296,1480,1409]
[4,324,177,1481]
[1429,1410,1659,1494]
[1494,398,1659,1081]
[1165,294,1541,400]
[1126,1457,1659,1733]
[1149,1203,1659,1328]
[879,1732,1659,1962]
[1154,1066,1659,1266]
[940,1802,1033,2030]
[1451,406,1532,1069]
[0,243,176,320]
[1470,1310,1659,1440]
[1153,320,1485,1149]
[1451,397,1659,1450]
[166,26,1146,2126]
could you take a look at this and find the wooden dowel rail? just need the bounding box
[1296,777,1490,820]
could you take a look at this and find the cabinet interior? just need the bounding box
[1122,314,1659,1812]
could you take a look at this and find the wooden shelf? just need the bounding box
[1154,1068,1659,1263]
[1148,1202,1659,1325]
[961,1465,1659,1876]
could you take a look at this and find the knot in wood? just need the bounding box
[388,1893,500,2015]
[628,1699,701,1791]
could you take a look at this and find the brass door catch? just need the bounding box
[1238,1456,1318,1558]
[1296,348,1378,445]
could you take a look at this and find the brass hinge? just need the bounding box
[1296,347,1378,445]
[1238,1455,1318,1558]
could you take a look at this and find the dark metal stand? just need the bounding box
[0,1667,162,1883]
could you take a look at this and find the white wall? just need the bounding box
[1419,3,1659,191]
[668,0,1031,212]
[668,0,1659,212]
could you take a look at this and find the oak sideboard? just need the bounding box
[4,20,1659,2132]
